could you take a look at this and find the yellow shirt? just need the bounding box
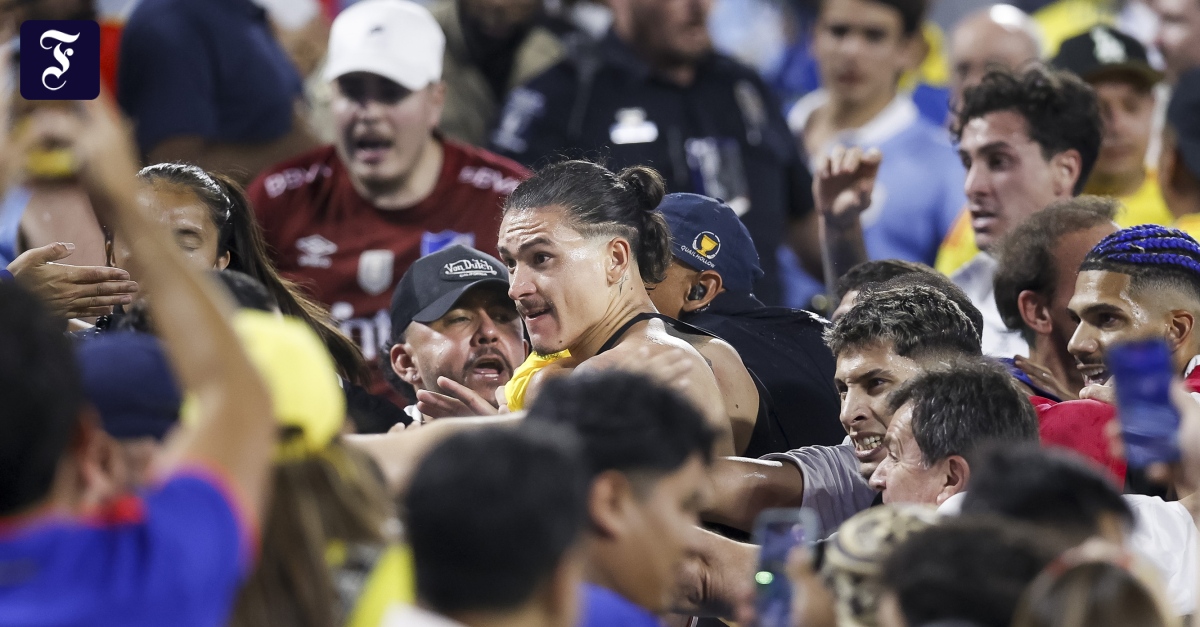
[503,351,570,411]
[935,171,1172,276]
[1032,0,1115,58]
[1175,214,1200,239]
[1103,170,1173,228]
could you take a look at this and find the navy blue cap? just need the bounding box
[75,332,182,441]
[657,193,764,293]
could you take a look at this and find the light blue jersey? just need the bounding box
[781,92,966,308]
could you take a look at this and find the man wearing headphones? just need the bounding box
[649,194,844,454]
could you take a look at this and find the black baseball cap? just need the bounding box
[1052,25,1162,88]
[390,245,510,338]
[1168,68,1200,180]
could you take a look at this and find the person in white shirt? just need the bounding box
[957,443,1197,616]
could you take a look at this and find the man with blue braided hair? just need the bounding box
[1068,225,1200,392]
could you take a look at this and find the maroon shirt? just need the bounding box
[249,140,529,366]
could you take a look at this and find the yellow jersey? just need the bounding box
[503,351,570,411]
[935,171,1171,276]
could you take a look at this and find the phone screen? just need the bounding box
[752,509,817,627]
[1108,338,1181,467]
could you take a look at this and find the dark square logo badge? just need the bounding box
[20,20,100,100]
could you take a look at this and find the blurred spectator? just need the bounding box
[785,0,964,306]
[818,504,940,627]
[386,245,526,422]
[947,4,1042,111]
[0,94,286,624]
[75,331,181,494]
[489,0,808,305]
[1160,67,1200,235]
[1053,26,1171,226]
[962,444,1133,545]
[1011,549,1176,627]
[117,0,320,183]
[524,371,715,626]
[397,425,588,627]
[991,197,1119,402]
[970,447,1189,621]
[248,0,528,402]
[431,0,567,146]
[226,317,412,627]
[1153,0,1200,83]
[829,258,936,320]
[869,361,1041,506]
[949,66,1101,358]
[877,517,1067,627]
[115,163,368,387]
[936,4,1043,277]
[650,193,845,452]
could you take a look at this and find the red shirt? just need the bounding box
[248,140,529,365]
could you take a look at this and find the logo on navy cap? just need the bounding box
[442,258,498,280]
[693,232,721,259]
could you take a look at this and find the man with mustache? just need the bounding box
[388,245,526,423]
[248,0,529,405]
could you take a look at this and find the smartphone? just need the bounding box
[751,508,819,627]
[1108,338,1181,467]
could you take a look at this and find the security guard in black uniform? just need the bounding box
[488,0,813,305]
[649,193,844,455]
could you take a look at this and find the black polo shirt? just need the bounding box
[682,290,844,455]
[490,32,813,305]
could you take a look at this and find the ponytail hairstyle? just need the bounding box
[137,164,370,386]
[503,160,672,284]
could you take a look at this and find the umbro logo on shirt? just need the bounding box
[297,234,337,268]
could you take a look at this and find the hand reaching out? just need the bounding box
[415,377,501,420]
[7,242,138,318]
[814,146,882,228]
[1013,355,1080,401]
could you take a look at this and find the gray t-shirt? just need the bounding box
[761,443,878,536]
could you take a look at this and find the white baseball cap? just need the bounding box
[322,0,445,90]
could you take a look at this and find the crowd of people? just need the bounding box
[6,0,1200,626]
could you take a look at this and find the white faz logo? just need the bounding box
[39,30,80,91]
[442,258,497,279]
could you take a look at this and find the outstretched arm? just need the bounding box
[7,242,138,319]
[704,457,805,532]
[28,99,275,523]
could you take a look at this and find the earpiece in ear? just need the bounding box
[687,284,708,301]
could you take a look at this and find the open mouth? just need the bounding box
[520,304,553,322]
[352,136,393,162]
[469,355,508,379]
[851,434,884,460]
[1078,363,1111,387]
